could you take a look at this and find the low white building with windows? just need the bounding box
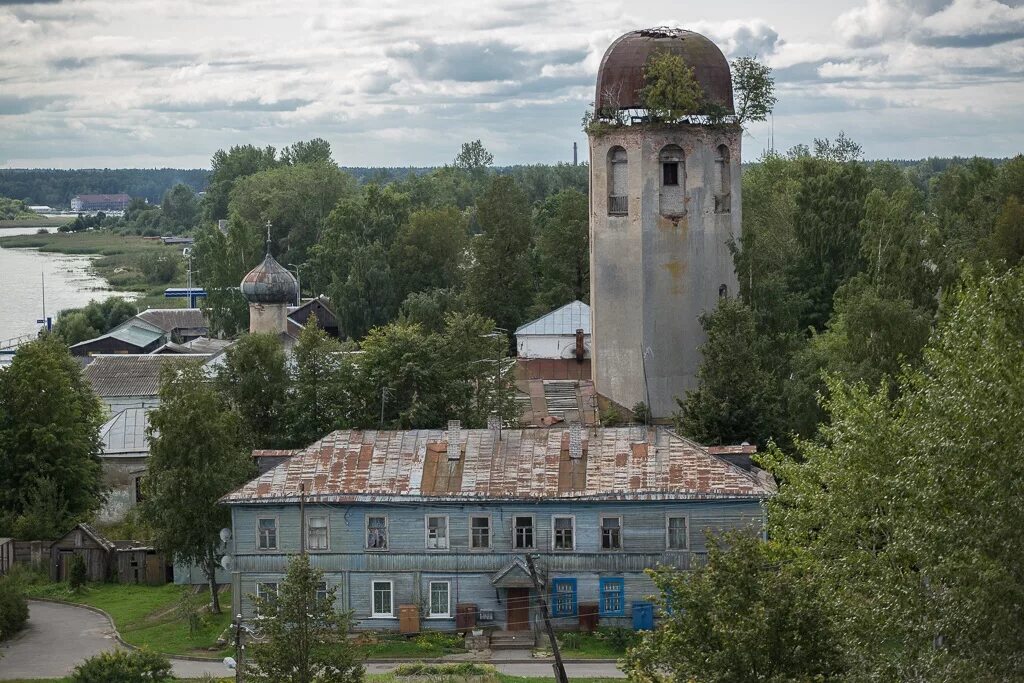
[221,425,773,639]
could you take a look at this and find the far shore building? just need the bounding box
[70,193,131,212]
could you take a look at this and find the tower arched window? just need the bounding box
[659,145,685,217]
[607,147,628,216]
[715,144,731,214]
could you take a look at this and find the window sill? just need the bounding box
[365,548,390,552]
[425,615,452,620]
[368,615,396,619]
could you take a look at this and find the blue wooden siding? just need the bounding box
[230,499,764,627]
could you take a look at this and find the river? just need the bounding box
[0,227,115,341]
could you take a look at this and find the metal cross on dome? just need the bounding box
[264,220,272,253]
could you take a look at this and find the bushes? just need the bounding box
[138,252,178,284]
[70,649,173,682]
[0,580,29,641]
[412,630,463,652]
[395,662,496,678]
[68,554,88,591]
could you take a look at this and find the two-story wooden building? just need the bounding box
[221,425,774,636]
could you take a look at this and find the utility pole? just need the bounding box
[299,482,306,556]
[233,613,245,683]
[526,554,569,683]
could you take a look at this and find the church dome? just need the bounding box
[595,28,734,114]
[240,252,298,305]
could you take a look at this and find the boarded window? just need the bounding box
[666,516,688,550]
[514,516,534,549]
[471,516,491,549]
[367,516,388,550]
[659,145,685,216]
[426,515,449,550]
[608,147,628,215]
[307,516,328,550]
[600,516,622,550]
[257,518,277,550]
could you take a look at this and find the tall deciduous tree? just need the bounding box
[160,183,200,232]
[465,176,534,334]
[623,533,844,682]
[764,267,1024,680]
[391,206,468,300]
[730,56,777,124]
[533,188,589,313]
[248,554,363,683]
[141,362,252,614]
[0,336,104,534]
[203,144,278,221]
[285,320,349,447]
[216,334,289,449]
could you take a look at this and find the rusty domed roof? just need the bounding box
[595,28,733,114]
[240,251,297,305]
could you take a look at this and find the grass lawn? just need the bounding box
[543,629,635,660]
[355,632,467,659]
[0,216,75,229]
[24,582,233,658]
[0,229,189,296]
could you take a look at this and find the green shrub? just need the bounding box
[70,649,173,682]
[68,554,88,591]
[138,252,178,284]
[412,630,463,651]
[0,581,29,640]
[394,662,495,677]
[597,625,638,651]
[557,631,583,650]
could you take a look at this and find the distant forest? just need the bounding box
[2,157,1010,208]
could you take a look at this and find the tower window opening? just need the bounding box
[659,144,685,216]
[719,284,728,298]
[608,146,628,216]
[715,144,731,214]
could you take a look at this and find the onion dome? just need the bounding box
[595,27,734,114]
[240,251,298,305]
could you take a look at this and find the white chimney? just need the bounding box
[447,420,461,460]
[569,422,583,459]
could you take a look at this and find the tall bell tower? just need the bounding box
[589,28,741,419]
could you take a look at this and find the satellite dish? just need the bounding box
[220,554,233,571]
[219,528,232,543]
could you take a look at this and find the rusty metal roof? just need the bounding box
[595,27,734,113]
[222,427,774,505]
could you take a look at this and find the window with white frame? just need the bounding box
[425,515,449,550]
[600,515,622,550]
[666,515,688,550]
[599,577,625,616]
[371,580,393,617]
[257,518,277,550]
[514,515,534,549]
[470,515,491,549]
[552,516,575,551]
[255,582,278,615]
[367,515,388,550]
[428,581,450,618]
[307,516,328,550]
[315,581,329,606]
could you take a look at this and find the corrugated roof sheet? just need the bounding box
[135,308,209,333]
[99,408,151,456]
[83,354,203,397]
[223,427,774,504]
[515,301,590,337]
[153,337,232,355]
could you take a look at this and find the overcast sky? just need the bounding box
[1,0,1023,168]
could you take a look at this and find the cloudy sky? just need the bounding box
[1,0,1023,168]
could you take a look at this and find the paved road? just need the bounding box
[1,601,624,680]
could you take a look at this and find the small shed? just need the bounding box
[49,523,115,582]
[514,301,591,381]
[113,541,169,585]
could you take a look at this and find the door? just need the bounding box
[506,587,531,631]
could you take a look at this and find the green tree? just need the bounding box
[465,176,535,333]
[764,267,1024,680]
[160,183,200,232]
[812,131,863,162]
[533,188,589,313]
[640,50,703,120]
[730,56,777,124]
[989,195,1024,267]
[70,649,172,683]
[285,320,349,447]
[391,206,468,299]
[193,220,261,337]
[0,336,104,529]
[398,288,466,333]
[141,362,252,614]
[248,554,363,683]
[675,300,782,447]
[623,533,844,683]
[216,333,289,449]
[202,144,278,221]
[52,297,138,346]
[453,139,494,172]
[281,138,334,166]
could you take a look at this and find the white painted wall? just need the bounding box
[517,334,591,360]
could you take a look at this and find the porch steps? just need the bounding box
[489,631,535,650]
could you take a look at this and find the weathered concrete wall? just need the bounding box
[589,124,741,417]
[248,302,288,335]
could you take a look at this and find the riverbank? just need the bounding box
[0,217,75,229]
[0,230,190,310]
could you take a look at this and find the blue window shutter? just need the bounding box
[551,578,578,617]
[599,577,625,616]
